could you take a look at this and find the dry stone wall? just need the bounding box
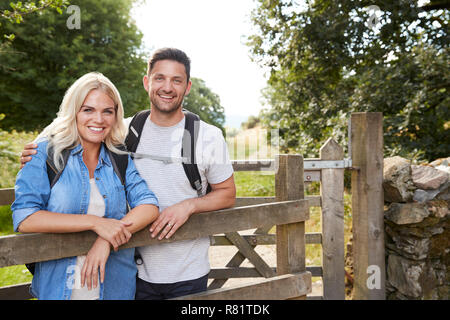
[383,156,449,300]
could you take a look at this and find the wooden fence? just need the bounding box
[0,112,385,300]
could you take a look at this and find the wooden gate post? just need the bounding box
[350,112,385,300]
[275,154,306,277]
[320,138,345,300]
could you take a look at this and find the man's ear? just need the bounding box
[184,80,192,96]
[143,75,149,92]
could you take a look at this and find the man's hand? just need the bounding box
[149,199,195,240]
[20,142,37,169]
[149,175,236,240]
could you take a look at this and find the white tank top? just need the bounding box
[70,178,105,300]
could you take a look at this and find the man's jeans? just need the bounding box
[135,274,209,300]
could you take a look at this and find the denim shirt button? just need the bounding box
[103,195,107,199]
[96,177,100,181]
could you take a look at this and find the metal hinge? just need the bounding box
[304,158,353,170]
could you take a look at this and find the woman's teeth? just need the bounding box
[88,127,104,132]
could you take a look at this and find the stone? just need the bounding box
[436,182,450,201]
[411,165,449,190]
[429,227,450,259]
[385,202,430,225]
[383,157,416,203]
[427,200,449,219]
[390,234,430,260]
[429,157,450,172]
[387,254,425,298]
[413,189,441,203]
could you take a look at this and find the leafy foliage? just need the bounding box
[0,0,149,130]
[0,0,69,42]
[247,0,449,160]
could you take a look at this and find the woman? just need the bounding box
[11,72,159,300]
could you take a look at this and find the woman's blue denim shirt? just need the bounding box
[11,141,159,300]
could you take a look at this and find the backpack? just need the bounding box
[25,143,129,275]
[124,109,211,196]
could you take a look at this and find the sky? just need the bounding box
[131,0,269,128]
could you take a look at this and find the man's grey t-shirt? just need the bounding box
[131,116,233,283]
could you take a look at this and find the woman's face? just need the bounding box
[76,89,116,149]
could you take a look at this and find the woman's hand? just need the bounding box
[91,216,133,251]
[81,237,111,290]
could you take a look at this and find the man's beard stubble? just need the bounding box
[150,88,188,114]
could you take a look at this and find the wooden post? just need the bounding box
[320,138,345,300]
[275,155,306,277]
[350,112,385,300]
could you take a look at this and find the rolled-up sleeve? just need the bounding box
[124,155,159,210]
[11,142,51,232]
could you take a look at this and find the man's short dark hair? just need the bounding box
[147,48,191,82]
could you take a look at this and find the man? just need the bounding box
[20,48,236,299]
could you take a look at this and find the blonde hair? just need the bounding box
[36,72,127,171]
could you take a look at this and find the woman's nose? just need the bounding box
[94,111,104,123]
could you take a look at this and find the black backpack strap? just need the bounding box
[106,144,130,214]
[182,110,210,197]
[124,108,211,196]
[46,147,71,188]
[106,144,128,186]
[125,110,151,153]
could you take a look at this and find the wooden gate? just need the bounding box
[0,112,385,300]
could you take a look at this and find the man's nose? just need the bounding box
[161,79,174,92]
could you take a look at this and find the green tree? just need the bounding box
[0,0,69,41]
[183,77,226,133]
[0,0,149,130]
[247,0,449,160]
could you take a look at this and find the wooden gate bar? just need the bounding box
[320,138,345,300]
[275,155,306,277]
[175,272,311,300]
[211,232,322,246]
[0,199,309,268]
[224,231,276,278]
[207,225,273,290]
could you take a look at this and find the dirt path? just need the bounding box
[208,238,323,297]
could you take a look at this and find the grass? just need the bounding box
[0,205,32,287]
[0,130,38,188]
[0,129,37,287]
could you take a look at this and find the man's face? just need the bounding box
[143,59,192,114]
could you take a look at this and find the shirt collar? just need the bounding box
[71,143,112,167]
